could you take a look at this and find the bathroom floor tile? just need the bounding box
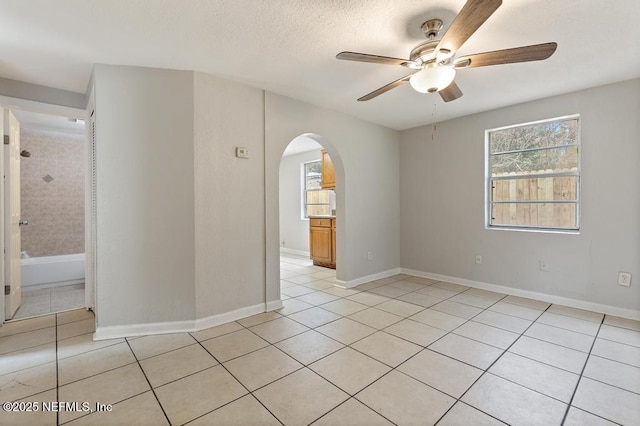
[563,406,617,426]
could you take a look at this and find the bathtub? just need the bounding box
[21,253,86,288]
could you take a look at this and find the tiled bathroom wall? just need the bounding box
[20,129,85,257]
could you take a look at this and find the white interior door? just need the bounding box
[4,110,21,320]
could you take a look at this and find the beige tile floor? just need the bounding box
[12,283,85,320]
[0,253,638,425]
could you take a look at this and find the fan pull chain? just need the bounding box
[432,102,437,141]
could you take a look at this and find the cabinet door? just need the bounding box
[321,150,335,189]
[331,220,336,263]
[310,226,332,263]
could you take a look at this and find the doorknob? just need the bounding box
[19,220,28,226]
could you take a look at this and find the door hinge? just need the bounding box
[3,135,9,145]
[4,285,9,295]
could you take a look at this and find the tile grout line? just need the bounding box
[559,315,606,425]
[123,337,172,426]
[432,298,551,425]
[191,338,286,426]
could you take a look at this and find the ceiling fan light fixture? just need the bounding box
[409,64,456,93]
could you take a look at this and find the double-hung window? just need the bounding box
[303,160,331,218]
[486,115,580,232]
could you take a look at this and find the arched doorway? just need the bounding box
[265,132,346,311]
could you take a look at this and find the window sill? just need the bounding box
[486,225,580,235]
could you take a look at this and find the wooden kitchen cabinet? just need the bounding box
[321,150,335,189]
[309,217,336,269]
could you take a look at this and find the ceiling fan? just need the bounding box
[336,0,557,102]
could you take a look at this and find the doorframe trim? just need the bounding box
[0,96,89,325]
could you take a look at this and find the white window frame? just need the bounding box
[302,160,330,219]
[485,114,581,233]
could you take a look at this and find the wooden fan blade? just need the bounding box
[436,0,502,54]
[337,51,415,67]
[439,81,463,102]
[453,42,558,68]
[357,75,412,101]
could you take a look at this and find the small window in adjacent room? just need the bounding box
[486,115,580,232]
[303,160,331,218]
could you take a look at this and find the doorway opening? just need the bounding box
[278,134,340,302]
[4,108,87,320]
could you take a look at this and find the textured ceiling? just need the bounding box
[1,0,639,130]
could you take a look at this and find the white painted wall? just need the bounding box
[400,79,640,313]
[193,72,265,318]
[92,65,196,327]
[279,148,321,253]
[265,92,401,298]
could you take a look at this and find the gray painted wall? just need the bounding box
[194,72,266,318]
[93,65,196,327]
[89,64,402,333]
[279,149,322,253]
[400,79,640,312]
[265,92,402,298]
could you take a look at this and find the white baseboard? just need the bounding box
[194,303,266,331]
[402,268,640,321]
[339,268,402,289]
[266,299,283,311]
[280,247,310,257]
[94,302,275,341]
